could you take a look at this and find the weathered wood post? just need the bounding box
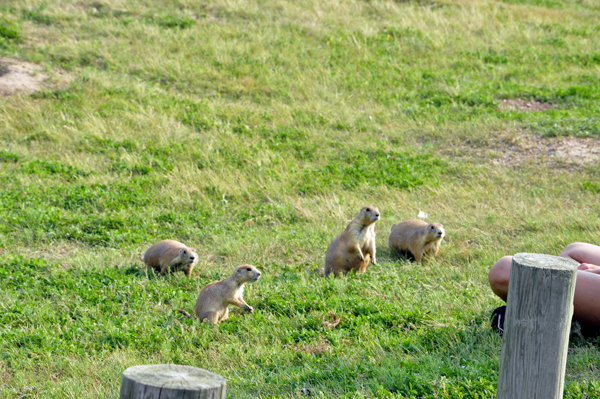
[120,364,226,399]
[496,253,578,399]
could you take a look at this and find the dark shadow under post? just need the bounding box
[119,364,226,399]
[496,253,578,399]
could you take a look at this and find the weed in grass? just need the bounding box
[0,18,19,40]
[0,18,19,50]
[21,159,89,180]
[580,180,600,193]
[145,14,196,30]
[0,149,20,163]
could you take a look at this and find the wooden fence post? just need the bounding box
[119,364,226,399]
[496,253,578,399]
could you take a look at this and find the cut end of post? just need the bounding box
[513,253,578,271]
[120,364,227,399]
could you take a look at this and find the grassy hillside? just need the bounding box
[1,0,600,397]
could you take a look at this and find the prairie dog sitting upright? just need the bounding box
[195,265,262,325]
[388,219,445,262]
[142,239,198,278]
[324,206,380,277]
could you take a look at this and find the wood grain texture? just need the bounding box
[119,364,226,399]
[496,253,578,399]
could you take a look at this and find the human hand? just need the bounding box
[582,269,600,275]
[578,263,600,272]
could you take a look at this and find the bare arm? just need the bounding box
[579,263,600,270]
[563,243,600,275]
[580,264,600,274]
[561,243,600,265]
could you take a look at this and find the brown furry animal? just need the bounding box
[195,265,261,325]
[388,219,445,262]
[141,240,198,278]
[324,206,380,277]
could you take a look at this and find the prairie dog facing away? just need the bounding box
[142,239,198,278]
[195,265,262,325]
[324,206,380,277]
[388,219,445,262]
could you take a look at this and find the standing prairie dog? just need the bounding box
[142,239,198,278]
[388,219,445,262]
[324,206,380,277]
[195,265,262,325]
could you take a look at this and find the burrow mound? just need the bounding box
[0,57,48,96]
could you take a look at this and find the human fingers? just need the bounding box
[581,268,600,274]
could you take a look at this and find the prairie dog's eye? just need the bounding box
[246,267,251,271]
[183,250,187,254]
[366,209,371,212]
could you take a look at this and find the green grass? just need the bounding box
[1,0,600,397]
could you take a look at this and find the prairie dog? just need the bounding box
[388,219,445,262]
[195,265,262,325]
[142,240,198,278]
[324,206,380,277]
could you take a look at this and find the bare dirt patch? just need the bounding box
[492,132,600,167]
[0,57,48,96]
[498,99,556,112]
[289,337,331,355]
